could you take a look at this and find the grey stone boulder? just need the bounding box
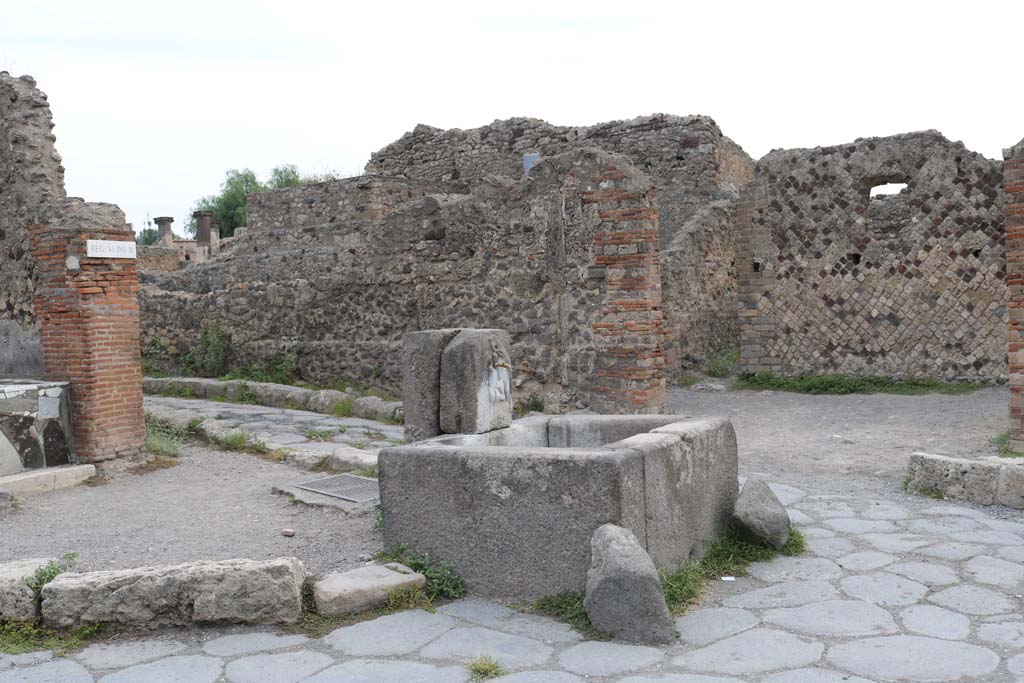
[439,329,513,434]
[305,389,352,414]
[402,329,461,441]
[0,558,55,620]
[352,395,402,423]
[733,479,791,550]
[314,563,425,616]
[41,557,304,628]
[244,382,314,410]
[583,524,675,644]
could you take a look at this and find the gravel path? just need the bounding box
[4,481,1024,682]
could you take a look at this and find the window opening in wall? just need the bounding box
[753,259,763,273]
[869,183,908,197]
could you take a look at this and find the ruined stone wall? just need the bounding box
[141,150,668,411]
[137,245,180,273]
[368,115,753,368]
[736,132,1007,381]
[0,73,66,376]
[1005,138,1024,449]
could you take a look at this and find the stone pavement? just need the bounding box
[144,395,404,469]
[4,482,1024,682]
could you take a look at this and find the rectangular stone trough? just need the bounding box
[379,414,738,598]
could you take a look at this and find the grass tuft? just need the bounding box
[217,431,249,451]
[734,373,982,396]
[0,621,106,656]
[304,429,334,441]
[468,656,506,680]
[331,399,354,418]
[376,546,464,599]
[676,372,700,387]
[532,592,610,640]
[994,431,1024,458]
[702,349,739,378]
[384,586,434,612]
[353,465,378,479]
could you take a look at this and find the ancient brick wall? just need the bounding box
[30,202,145,461]
[736,132,1007,381]
[0,72,67,376]
[142,150,667,412]
[1005,139,1024,449]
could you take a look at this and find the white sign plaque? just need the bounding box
[86,240,136,259]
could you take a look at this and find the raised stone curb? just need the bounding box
[314,563,425,616]
[142,377,403,423]
[907,452,1024,508]
[0,558,55,620]
[0,464,96,498]
[41,557,304,628]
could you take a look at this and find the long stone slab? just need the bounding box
[0,464,95,497]
[906,452,1024,508]
[41,557,304,628]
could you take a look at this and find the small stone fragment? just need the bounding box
[583,524,675,644]
[314,563,425,616]
[733,479,791,549]
[281,528,295,537]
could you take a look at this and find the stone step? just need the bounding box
[0,464,95,498]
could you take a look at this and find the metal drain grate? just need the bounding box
[296,474,380,502]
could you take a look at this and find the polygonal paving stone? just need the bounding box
[622,675,745,683]
[747,557,842,583]
[827,635,999,682]
[97,655,222,683]
[900,605,970,640]
[796,501,856,518]
[0,660,93,683]
[788,510,814,526]
[763,600,897,637]
[224,651,333,683]
[928,584,1016,615]
[840,573,927,606]
[0,653,52,672]
[801,528,835,539]
[1009,653,1024,677]
[952,530,1024,545]
[678,629,823,675]
[977,620,1024,647]
[885,561,958,586]
[675,608,758,646]
[420,627,552,668]
[500,614,581,643]
[302,659,470,683]
[805,537,856,558]
[437,599,515,626]
[326,610,455,656]
[906,516,983,535]
[203,633,309,657]
[836,551,894,572]
[858,533,931,552]
[917,542,988,561]
[861,502,910,520]
[723,580,837,608]
[823,518,896,534]
[75,640,187,671]
[558,641,663,676]
[494,673,583,683]
[965,555,1024,588]
[997,545,1024,563]
[768,483,805,506]
[760,670,875,683]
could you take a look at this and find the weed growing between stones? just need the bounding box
[349,441,368,450]
[514,394,545,417]
[180,324,232,377]
[144,413,195,457]
[304,429,334,441]
[901,475,946,500]
[376,546,465,599]
[285,578,431,638]
[353,465,378,478]
[0,620,106,656]
[160,382,198,399]
[310,458,338,474]
[676,372,700,387]
[662,525,806,614]
[384,586,433,612]
[994,431,1024,457]
[468,656,506,680]
[734,373,982,395]
[233,382,259,405]
[331,399,355,418]
[23,553,77,612]
[531,593,611,640]
[702,348,740,378]
[364,430,387,441]
[216,431,250,451]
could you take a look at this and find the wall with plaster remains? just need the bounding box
[736,132,1007,381]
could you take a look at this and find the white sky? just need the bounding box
[2,0,1021,234]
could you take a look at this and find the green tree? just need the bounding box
[188,165,339,237]
[136,227,159,246]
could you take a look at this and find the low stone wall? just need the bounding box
[906,452,1023,508]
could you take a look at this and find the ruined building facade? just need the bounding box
[1,73,1016,413]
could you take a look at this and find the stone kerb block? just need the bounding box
[314,563,426,616]
[41,557,304,628]
[584,524,675,644]
[439,329,513,435]
[907,452,1024,509]
[0,558,56,620]
[380,443,647,598]
[402,329,461,442]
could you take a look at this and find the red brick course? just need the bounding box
[29,225,145,461]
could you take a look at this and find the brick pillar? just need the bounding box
[585,167,667,413]
[1006,140,1024,450]
[29,224,145,461]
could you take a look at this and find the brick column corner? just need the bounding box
[585,165,667,414]
[29,222,145,462]
[1006,139,1024,451]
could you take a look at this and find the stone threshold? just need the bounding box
[0,464,95,498]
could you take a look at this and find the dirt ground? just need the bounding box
[0,385,1015,572]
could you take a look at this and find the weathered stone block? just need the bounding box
[314,563,425,616]
[548,415,679,448]
[998,463,1024,509]
[907,453,1000,506]
[439,329,513,435]
[380,444,646,598]
[584,525,675,644]
[0,558,55,620]
[733,479,791,550]
[352,396,402,423]
[41,558,304,628]
[402,329,461,442]
[305,389,352,414]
